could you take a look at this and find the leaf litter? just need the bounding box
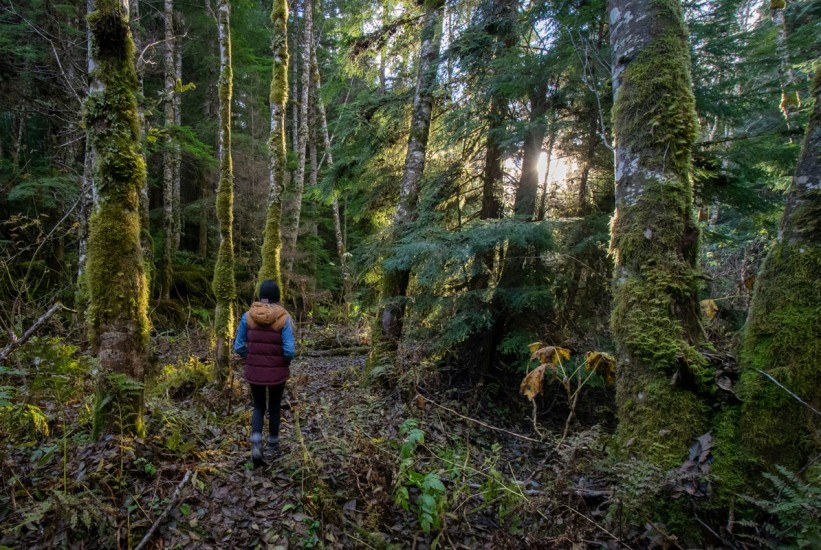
[1,325,626,549]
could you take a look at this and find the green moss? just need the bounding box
[616,376,709,468]
[609,0,706,466]
[737,242,821,468]
[258,202,283,291]
[712,407,758,500]
[270,0,289,106]
[258,0,288,297]
[612,18,698,180]
[84,0,150,436]
[770,0,786,10]
[610,181,705,380]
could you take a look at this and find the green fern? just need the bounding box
[738,465,821,549]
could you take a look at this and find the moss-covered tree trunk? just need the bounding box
[369,0,444,370]
[212,0,236,383]
[283,0,313,278]
[608,0,707,468]
[735,65,821,471]
[258,0,289,292]
[172,16,182,250]
[85,0,150,437]
[160,0,176,301]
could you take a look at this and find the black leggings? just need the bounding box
[250,383,286,437]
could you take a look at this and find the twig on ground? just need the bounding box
[417,392,543,443]
[0,302,64,362]
[134,470,192,550]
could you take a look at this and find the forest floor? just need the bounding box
[1,322,629,549]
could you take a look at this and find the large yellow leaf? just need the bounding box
[530,345,571,366]
[520,364,548,401]
[585,351,616,386]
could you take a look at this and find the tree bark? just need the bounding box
[771,0,799,136]
[160,0,176,300]
[212,0,237,384]
[376,0,444,344]
[734,66,821,472]
[311,33,353,305]
[513,82,549,220]
[283,0,313,277]
[128,0,151,267]
[368,0,445,373]
[85,0,150,437]
[173,16,182,250]
[608,0,706,468]
[258,0,289,292]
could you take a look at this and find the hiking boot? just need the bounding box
[267,435,280,456]
[251,432,264,468]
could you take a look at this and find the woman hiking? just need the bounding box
[234,280,295,467]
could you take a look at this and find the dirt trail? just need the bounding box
[161,352,368,549]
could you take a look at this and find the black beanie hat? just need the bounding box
[259,280,280,303]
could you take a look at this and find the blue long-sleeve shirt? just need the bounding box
[233,312,295,360]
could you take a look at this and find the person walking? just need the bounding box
[234,280,295,467]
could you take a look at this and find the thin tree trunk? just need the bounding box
[608,0,705,468]
[85,0,150,437]
[198,174,209,259]
[536,130,555,221]
[258,0,289,292]
[160,0,176,300]
[283,0,313,276]
[130,0,150,260]
[311,32,352,305]
[173,15,183,249]
[771,0,799,136]
[212,0,237,384]
[370,0,445,364]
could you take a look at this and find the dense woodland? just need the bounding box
[1,0,819,547]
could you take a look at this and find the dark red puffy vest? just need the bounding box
[244,302,291,385]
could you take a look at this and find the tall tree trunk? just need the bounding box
[771,0,799,136]
[129,0,153,289]
[85,0,150,437]
[499,82,549,291]
[283,0,313,277]
[173,19,182,249]
[536,130,555,221]
[258,0,289,292]
[212,0,237,383]
[160,0,176,300]
[311,33,353,305]
[513,82,549,220]
[733,66,821,473]
[608,0,706,468]
[369,0,445,367]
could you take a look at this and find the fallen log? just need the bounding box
[0,303,64,362]
[302,346,369,357]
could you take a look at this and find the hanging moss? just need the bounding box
[84,0,150,437]
[212,0,236,381]
[258,0,288,292]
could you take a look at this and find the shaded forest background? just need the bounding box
[0,0,819,547]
